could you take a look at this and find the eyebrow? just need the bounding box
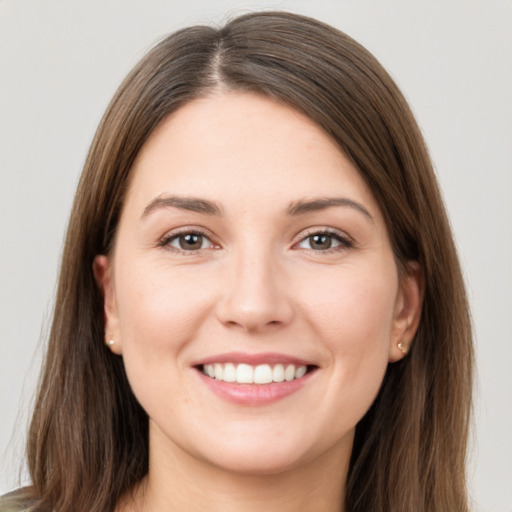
[285,197,374,222]
[141,194,373,222]
[142,195,223,218]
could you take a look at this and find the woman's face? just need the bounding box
[95,92,421,476]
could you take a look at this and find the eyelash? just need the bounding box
[158,228,217,255]
[158,228,353,255]
[293,229,354,254]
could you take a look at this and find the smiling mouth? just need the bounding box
[198,363,317,385]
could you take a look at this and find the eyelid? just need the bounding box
[156,225,353,254]
[158,226,220,253]
[291,227,354,252]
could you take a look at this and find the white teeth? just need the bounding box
[295,365,307,379]
[284,364,295,382]
[223,363,236,382]
[214,363,223,380]
[236,363,254,384]
[202,362,310,384]
[254,364,273,384]
[272,363,285,382]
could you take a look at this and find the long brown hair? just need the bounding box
[7,11,473,512]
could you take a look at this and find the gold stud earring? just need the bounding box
[397,341,409,355]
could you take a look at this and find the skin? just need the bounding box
[94,92,422,512]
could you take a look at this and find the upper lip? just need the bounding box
[192,352,315,367]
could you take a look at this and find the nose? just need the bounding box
[215,246,294,333]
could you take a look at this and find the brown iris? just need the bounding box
[308,234,333,250]
[178,233,204,250]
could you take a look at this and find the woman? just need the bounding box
[1,11,473,512]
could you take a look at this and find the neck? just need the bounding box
[118,427,351,512]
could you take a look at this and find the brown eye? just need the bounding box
[179,233,204,250]
[164,232,212,251]
[296,231,351,252]
[309,234,332,250]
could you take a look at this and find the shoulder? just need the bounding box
[0,488,38,512]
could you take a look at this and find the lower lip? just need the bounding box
[196,370,314,405]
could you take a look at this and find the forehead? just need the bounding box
[126,92,382,220]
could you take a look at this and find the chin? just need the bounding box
[206,447,309,477]
[190,427,340,478]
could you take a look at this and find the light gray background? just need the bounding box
[1,1,511,510]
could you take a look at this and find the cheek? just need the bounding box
[115,261,216,356]
[302,265,398,347]
[299,265,397,407]
[113,262,216,418]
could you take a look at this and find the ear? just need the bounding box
[388,261,424,363]
[93,255,122,355]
